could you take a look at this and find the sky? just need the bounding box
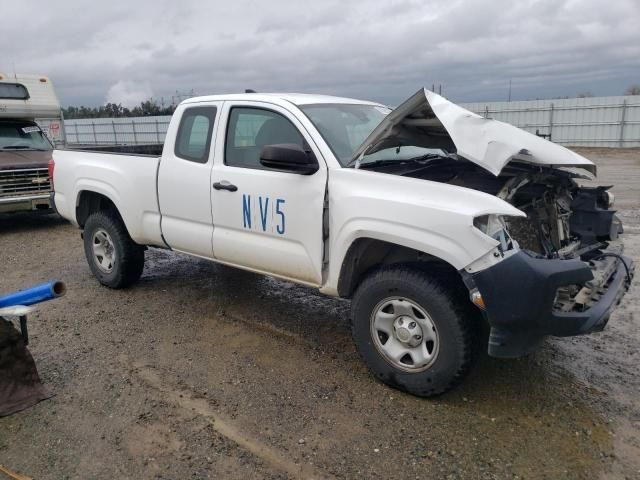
[1,0,639,107]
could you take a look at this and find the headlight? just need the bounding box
[474,214,505,237]
[473,214,512,252]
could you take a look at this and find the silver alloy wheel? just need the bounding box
[370,296,439,372]
[92,228,116,273]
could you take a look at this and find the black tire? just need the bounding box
[351,266,473,397]
[83,210,145,289]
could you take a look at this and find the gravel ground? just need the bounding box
[0,148,638,480]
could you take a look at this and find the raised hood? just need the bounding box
[351,88,596,176]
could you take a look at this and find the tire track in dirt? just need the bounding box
[124,357,333,480]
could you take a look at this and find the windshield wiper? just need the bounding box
[358,159,402,169]
[357,153,445,169]
[0,146,48,151]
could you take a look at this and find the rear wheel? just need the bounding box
[351,266,473,397]
[83,210,145,288]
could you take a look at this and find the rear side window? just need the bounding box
[0,83,29,100]
[225,107,303,169]
[174,106,217,163]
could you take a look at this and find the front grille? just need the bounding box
[0,168,51,198]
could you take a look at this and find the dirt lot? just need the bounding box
[0,148,638,479]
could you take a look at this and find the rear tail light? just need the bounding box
[48,157,55,190]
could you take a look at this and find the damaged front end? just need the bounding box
[352,88,634,357]
[392,158,634,356]
[456,163,633,357]
[504,176,629,309]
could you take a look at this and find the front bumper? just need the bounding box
[0,194,52,214]
[461,249,634,358]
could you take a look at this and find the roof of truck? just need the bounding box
[182,92,386,107]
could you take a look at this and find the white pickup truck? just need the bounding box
[52,89,633,396]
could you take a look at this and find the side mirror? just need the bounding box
[260,144,319,175]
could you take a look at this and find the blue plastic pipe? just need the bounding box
[0,281,66,308]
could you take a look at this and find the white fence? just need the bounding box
[63,95,640,148]
[64,115,171,145]
[460,96,640,148]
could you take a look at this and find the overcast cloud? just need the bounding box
[1,0,639,106]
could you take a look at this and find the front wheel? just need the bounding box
[351,266,474,397]
[83,210,145,289]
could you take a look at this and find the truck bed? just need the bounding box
[52,149,164,246]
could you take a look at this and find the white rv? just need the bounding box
[0,73,64,214]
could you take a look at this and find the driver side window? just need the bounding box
[225,107,304,170]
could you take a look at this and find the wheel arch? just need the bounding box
[336,237,465,299]
[76,190,124,229]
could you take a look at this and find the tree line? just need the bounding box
[62,99,176,119]
[577,85,640,98]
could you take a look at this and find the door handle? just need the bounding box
[213,181,238,192]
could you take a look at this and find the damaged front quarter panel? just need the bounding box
[350,87,634,358]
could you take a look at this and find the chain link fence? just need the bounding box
[64,116,171,146]
[460,95,640,148]
[63,95,640,149]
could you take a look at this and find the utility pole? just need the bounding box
[171,89,198,106]
[508,79,512,102]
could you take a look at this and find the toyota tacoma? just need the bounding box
[51,89,634,396]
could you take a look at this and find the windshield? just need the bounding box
[0,121,52,151]
[299,103,390,165]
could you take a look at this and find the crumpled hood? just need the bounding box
[351,88,596,176]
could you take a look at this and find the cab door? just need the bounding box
[157,103,220,257]
[211,102,327,285]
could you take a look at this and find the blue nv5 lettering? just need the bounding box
[242,194,285,234]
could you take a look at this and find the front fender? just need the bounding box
[322,168,523,295]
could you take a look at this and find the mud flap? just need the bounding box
[0,318,51,417]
